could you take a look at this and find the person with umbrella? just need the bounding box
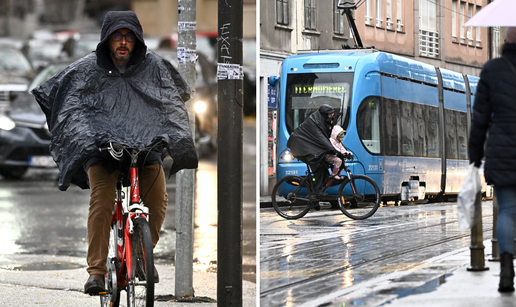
[469,27,516,293]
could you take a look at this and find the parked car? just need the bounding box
[22,39,64,72]
[0,42,35,113]
[154,49,218,158]
[0,61,70,179]
[61,32,100,59]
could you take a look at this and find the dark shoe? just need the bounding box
[84,274,106,295]
[499,252,515,292]
[311,202,321,211]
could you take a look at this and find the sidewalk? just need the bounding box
[0,254,256,306]
[301,239,514,307]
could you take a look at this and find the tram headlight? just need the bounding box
[194,100,207,114]
[282,150,293,162]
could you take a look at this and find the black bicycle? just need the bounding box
[271,159,380,220]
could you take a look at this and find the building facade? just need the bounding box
[259,0,493,195]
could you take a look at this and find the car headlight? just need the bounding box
[0,115,15,131]
[194,100,207,114]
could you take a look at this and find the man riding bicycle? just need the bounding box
[287,104,350,206]
[32,11,198,295]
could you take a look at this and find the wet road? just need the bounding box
[0,116,256,283]
[260,201,494,306]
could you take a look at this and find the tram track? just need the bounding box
[260,205,494,298]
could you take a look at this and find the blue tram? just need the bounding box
[270,50,487,202]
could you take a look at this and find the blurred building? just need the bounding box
[0,0,256,39]
[260,0,493,77]
[133,0,256,39]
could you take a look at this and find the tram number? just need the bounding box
[285,170,298,175]
[368,165,379,171]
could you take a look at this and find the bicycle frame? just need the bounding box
[112,149,150,288]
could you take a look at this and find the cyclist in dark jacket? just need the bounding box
[287,104,344,201]
[468,27,516,293]
[33,11,197,295]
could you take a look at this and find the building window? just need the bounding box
[304,0,316,30]
[276,0,289,26]
[386,0,393,29]
[452,0,457,42]
[365,0,372,25]
[334,0,346,35]
[396,0,403,31]
[467,4,473,45]
[475,5,482,46]
[419,0,438,57]
[460,2,465,43]
[376,0,382,27]
[493,26,500,58]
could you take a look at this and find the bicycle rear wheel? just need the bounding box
[272,175,312,219]
[101,223,121,307]
[337,175,380,220]
[127,217,155,307]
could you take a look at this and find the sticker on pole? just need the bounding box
[177,47,198,64]
[178,21,196,31]
[217,63,243,80]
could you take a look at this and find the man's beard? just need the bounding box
[112,47,132,62]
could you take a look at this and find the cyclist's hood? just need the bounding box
[96,11,147,71]
[318,104,334,115]
[32,40,196,191]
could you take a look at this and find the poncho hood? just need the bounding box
[31,11,197,191]
[96,10,148,71]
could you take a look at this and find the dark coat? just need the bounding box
[32,11,197,191]
[468,43,516,187]
[287,106,336,169]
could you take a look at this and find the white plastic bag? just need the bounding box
[457,163,482,230]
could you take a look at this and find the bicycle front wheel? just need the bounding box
[337,175,380,220]
[272,175,312,219]
[127,217,155,307]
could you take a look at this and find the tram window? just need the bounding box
[426,106,440,157]
[445,109,458,159]
[413,104,427,157]
[357,97,381,154]
[456,112,468,160]
[285,72,353,134]
[401,101,414,156]
[383,99,400,155]
[382,99,440,158]
[444,109,468,160]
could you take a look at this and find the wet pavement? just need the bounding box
[260,201,494,306]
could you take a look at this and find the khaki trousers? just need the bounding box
[86,163,168,275]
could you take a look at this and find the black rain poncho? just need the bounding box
[32,11,198,191]
[287,104,336,168]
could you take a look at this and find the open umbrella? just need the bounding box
[465,0,516,27]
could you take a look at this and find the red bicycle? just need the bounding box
[100,142,159,307]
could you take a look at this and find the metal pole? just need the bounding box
[217,0,243,305]
[489,190,499,261]
[467,191,489,271]
[175,0,197,298]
